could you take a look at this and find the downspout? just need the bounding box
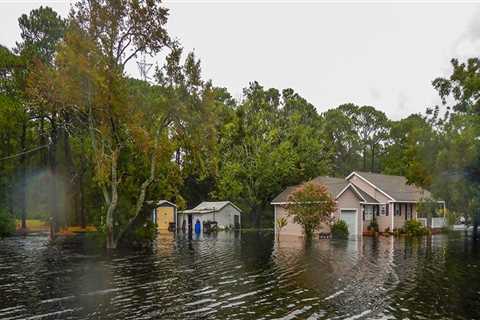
[274,205,277,237]
[391,202,394,231]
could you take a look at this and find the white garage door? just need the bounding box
[340,210,358,236]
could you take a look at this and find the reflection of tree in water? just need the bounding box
[388,235,480,319]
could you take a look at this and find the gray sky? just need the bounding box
[1,1,480,119]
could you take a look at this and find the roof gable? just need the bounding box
[347,171,432,202]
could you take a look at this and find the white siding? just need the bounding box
[177,204,241,231]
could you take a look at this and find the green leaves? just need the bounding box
[285,182,336,237]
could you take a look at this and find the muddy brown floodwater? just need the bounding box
[1,231,480,319]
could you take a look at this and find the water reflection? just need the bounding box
[0,232,479,319]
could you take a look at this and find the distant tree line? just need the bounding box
[0,1,479,246]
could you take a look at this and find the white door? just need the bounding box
[340,209,358,236]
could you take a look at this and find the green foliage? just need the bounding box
[331,220,349,239]
[2,3,480,249]
[404,220,429,237]
[445,210,457,227]
[367,219,379,232]
[16,6,66,64]
[214,83,331,227]
[285,182,336,238]
[417,198,442,218]
[0,208,15,238]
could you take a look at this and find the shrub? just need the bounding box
[405,219,429,237]
[367,219,379,232]
[445,210,457,227]
[331,220,349,239]
[285,182,336,238]
[0,208,15,238]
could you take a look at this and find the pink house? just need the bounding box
[271,171,445,237]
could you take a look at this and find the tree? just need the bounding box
[285,182,336,238]
[322,108,361,176]
[15,6,67,233]
[382,114,437,188]
[214,83,330,227]
[350,105,389,172]
[276,216,287,240]
[431,57,480,232]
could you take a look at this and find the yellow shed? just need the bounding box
[152,200,177,231]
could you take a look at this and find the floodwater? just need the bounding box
[1,231,480,320]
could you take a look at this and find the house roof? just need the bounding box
[355,187,379,204]
[271,176,355,204]
[180,201,242,214]
[349,171,432,202]
[145,200,177,208]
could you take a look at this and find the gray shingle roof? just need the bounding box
[355,187,379,203]
[353,171,432,202]
[271,176,349,203]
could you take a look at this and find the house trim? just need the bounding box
[346,172,396,201]
[335,183,367,202]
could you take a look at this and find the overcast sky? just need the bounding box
[1,1,480,120]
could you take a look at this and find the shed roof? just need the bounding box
[349,171,432,202]
[145,200,177,208]
[180,201,242,214]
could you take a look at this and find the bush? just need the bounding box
[0,208,15,238]
[331,220,349,239]
[367,219,379,232]
[445,210,457,227]
[404,220,429,237]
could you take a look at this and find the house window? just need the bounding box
[375,205,380,216]
[364,205,373,221]
[395,204,400,216]
[380,205,386,215]
[386,204,389,216]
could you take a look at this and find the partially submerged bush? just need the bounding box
[405,220,429,237]
[331,220,349,239]
[0,208,15,238]
[367,219,379,232]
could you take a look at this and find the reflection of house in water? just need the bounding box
[272,237,400,318]
[272,171,446,237]
[177,201,242,233]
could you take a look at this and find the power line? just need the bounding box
[0,144,49,162]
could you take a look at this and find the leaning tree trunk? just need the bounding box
[114,146,157,248]
[106,149,119,250]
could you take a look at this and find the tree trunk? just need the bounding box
[39,116,48,166]
[62,122,76,226]
[19,120,27,229]
[114,148,157,247]
[371,143,375,172]
[48,119,60,235]
[474,211,480,241]
[106,149,119,250]
[363,147,367,171]
[79,167,86,229]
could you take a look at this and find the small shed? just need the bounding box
[149,200,177,231]
[178,201,241,232]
